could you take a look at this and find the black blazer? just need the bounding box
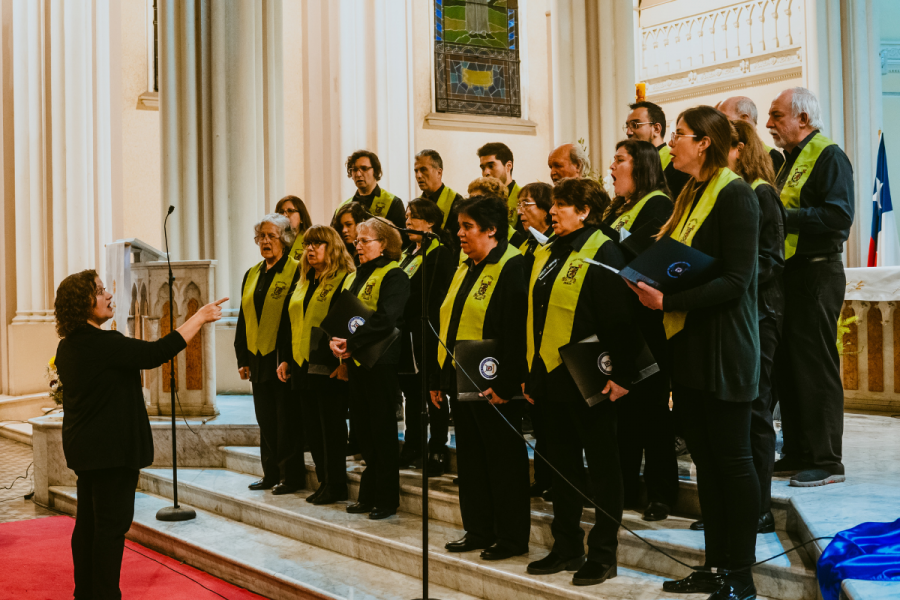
[56,327,187,472]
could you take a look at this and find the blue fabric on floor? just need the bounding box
[818,517,900,600]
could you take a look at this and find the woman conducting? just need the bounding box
[55,270,224,599]
[524,178,642,587]
[432,194,530,561]
[277,225,356,505]
[276,195,313,261]
[604,139,678,522]
[235,214,305,495]
[397,198,456,475]
[629,106,761,600]
[330,218,410,520]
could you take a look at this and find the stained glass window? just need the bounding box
[434,0,521,118]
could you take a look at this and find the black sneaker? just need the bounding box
[790,468,845,487]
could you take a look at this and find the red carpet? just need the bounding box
[0,516,265,599]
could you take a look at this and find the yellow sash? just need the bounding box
[435,186,457,227]
[338,188,395,219]
[611,190,669,232]
[663,168,742,339]
[776,133,837,260]
[241,257,300,356]
[341,261,399,311]
[287,231,304,262]
[507,182,521,228]
[659,145,673,170]
[288,270,347,366]
[400,238,438,278]
[526,229,610,372]
[751,178,770,191]
[437,245,520,367]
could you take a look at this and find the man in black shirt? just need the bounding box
[625,101,691,199]
[415,149,465,251]
[718,95,785,174]
[338,150,406,234]
[767,87,854,488]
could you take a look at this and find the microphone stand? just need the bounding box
[157,206,197,522]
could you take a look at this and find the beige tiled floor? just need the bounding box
[0,437,56,523]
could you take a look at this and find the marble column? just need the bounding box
[549,0,591,149]
[159,0,284,307]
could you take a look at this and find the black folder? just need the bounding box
[318,290,401,369]
[618,217,665,258]
[618,236,720,294]
[453,339,524,401]
[307,326,339,376]
[559,334,660,407]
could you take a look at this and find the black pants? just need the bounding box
[677,387,759,573]
[72,467,140,600]
[543,397,622,565]
[529,399,553,489]
[451,397,530,553]
[751,311,781,514]
[252,378,306,486]
[776,259,845,473]
[399,372,450,456]
[616,371,678,508]
[296,374,348,489]
[349,363,400,510]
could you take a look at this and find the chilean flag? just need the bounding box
[868,135,899,266]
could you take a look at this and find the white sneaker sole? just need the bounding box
[789,474,846,487]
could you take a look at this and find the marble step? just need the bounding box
[220,445,816,600]
[48,485,478,600]
[141,467,783,600]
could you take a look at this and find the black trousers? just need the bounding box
[776,259,845,473]
[349,363,401,510]
[296,374,348,489]
[677,387,759,572]
[252,378,306,486]
[751,312,781,514]
[72,467,140,600]
[529,399,553,489]
[543,397,622,565]
[399,372,450,455]
[616,371,678,508]
[450,397,531,553]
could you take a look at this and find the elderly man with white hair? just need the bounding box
[766,87,854,488]
[547,143,591,183]
[717,95,785,174]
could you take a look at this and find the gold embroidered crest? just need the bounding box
[317,283,333,301]
[472,275,495,300]
[271,281,287,300]
[788,167,808,187]
[562,261,584,285]
[362,277,377,300]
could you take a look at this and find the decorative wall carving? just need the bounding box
[881,42,900,75]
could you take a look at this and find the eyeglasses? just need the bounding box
[254,233,281,243]
[278,208,299,216]
[354,238,377,246]
[517,200,537,208]
[303,241,326,250]
[623,120,654,133]
[349,166,373,175]
[670,132,698,143]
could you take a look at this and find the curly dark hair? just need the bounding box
[346,150,383,181]
[552,177,611,228]
[55,269,98,338]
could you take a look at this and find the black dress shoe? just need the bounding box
[643,501,670,522]
[346,502,373,514]
[480,543,527,561]
[445,536,492,553]
[248,479,278,491]
[306,483,326,503]
[708,580,757,600]
[690,519,705,531]
[368,507,397,520]
[572,561,616,586]
[271,482,303,495]
[757,511,775,534]
[398,448,421,469]
[527,552,587,575]
[662,570,724,594]
[529,482,550,498]
[312,485,348,505]
[425,452,445,477]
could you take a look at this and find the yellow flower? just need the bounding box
[48,355,56,368]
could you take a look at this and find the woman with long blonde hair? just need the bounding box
[629,106,761,600]
[277,225,356,504]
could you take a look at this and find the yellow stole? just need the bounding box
[288,270,347,366]
[241,257,300,356]
[287,231,304,262]
[611,190,669,232]
[338,188,395,219]
[659,145,673,170]
[435,186,458,228]
[341,261,400,311]
[506,182,521,228]
[400,238,438,278]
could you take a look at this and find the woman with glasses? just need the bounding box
[397,199,456,475]
[275,195,313,261]
[235,214,305,495]
[629,106,761,600]
[330,218,410,520]
[277,226,356,505]
[604,139,678,523]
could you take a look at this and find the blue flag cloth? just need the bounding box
[818,518,900,600]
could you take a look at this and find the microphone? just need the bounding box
[167,205,175,215]
[359,208,438,239]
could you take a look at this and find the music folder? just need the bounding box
[617,236,719,294]
[618,217,664,258]
[453,339,524,401]
[307,326,339,376]
[318,290,401,370]
[559,333,660,407]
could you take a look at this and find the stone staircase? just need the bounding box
[47,443,812,600]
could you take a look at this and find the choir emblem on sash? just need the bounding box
[473,275,494,300]
[479,357,499,380]
[317,283,333,301]
[373,201,385,215]
[272,281,287,300]
[362,278,377,300]
[615,216,631,231]
[348,316,366,334]
[681,219,698,243]
[597,352,612,375]
[562,261,584,285]
[667,261,691,278]
[788,167,808,187]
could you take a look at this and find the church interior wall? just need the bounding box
[877,0,900,237]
